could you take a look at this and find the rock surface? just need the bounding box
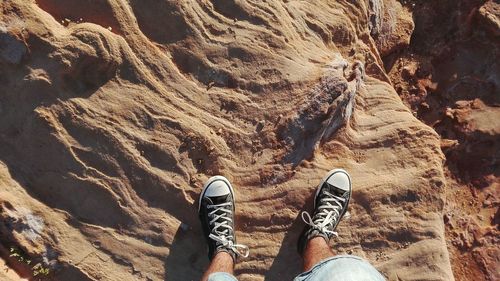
[0,257,28,281]
[0,1,495,281]
[384,1,499,280]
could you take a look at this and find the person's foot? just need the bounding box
[298,169,352,254]
[198,176,249,261]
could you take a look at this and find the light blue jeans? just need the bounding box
[207,255,385,281]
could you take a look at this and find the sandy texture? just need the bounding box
[0,0,481,280]
[0,257,28,281]
[384,1,499,280]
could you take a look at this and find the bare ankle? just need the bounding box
[201,252,234,281]
[302,237,335,272]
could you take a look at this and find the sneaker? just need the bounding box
[198,176,249,261]
[297,169,352,254]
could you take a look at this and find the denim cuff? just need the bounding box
[207,272,238,281]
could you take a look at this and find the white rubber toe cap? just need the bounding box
[326,171,351,191]
[204,179,231,197]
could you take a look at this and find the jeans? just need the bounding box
[207,255,385,281]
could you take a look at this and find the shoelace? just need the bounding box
[207,202,249,258]
[301,191,347,237]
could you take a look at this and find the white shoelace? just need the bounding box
[301,191,348,237]
[208,202,249,258]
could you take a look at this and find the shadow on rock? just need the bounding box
[164,203,206,281]
[264,191,316,281]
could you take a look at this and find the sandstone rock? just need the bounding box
[478,0,500,37]
[0,1,456,280]
[0,29,26,64]
[375,0,415,57]
[0,256,28,281]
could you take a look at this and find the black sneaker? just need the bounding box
[297,169,352,254]
[198,176,249,261]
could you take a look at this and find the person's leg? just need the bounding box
[201,252,235,281]
[198,176,249,281]
[297,169,352,261]
[302,236,335,272]
[294,169,385,281]
[294,255,386,281]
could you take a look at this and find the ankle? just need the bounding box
[212,248,236,263]
[305,236,330,252]
[212,251,235,266]
[302,237,335,272]
[202,251,235,281]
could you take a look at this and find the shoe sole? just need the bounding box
[198,175,236,212]
[314,169,352,217]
